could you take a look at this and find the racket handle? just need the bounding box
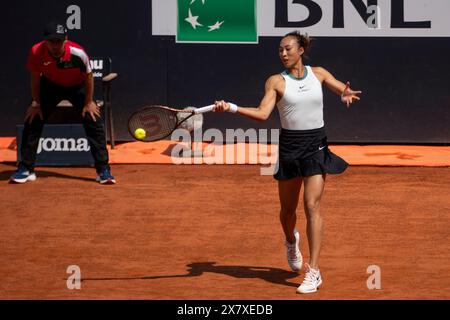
[194,104,215,114]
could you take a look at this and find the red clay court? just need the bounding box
[1,141,449,299]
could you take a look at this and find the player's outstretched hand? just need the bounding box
[341,82,362,108]
[213,100,230,112]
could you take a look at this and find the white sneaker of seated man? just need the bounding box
[297,264,323,294]
[285,229,302,272]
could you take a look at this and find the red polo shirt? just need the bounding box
[27,40,92,87]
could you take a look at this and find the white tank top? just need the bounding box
[277,66,324,130]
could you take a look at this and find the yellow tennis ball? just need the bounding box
[134,128,146,140]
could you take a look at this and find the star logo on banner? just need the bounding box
[184,0,225,32]
[178,0,257,43]
[208,21,224,32]
[185,8,203,29]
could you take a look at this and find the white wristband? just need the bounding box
[31,101,40,108]
[228,102,238,113]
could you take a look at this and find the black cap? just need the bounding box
[43,22,67,40]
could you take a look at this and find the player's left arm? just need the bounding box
[313,66,362,108]
[81,72,101,121]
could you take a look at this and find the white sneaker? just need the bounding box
[10,169,37,184]
[285,229,302,271]
[297,264,322,294]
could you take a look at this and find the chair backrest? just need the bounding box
[90,57,112,94]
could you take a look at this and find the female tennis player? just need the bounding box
[213,31,361,294]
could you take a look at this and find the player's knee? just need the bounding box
[280,207,297,217]
[304,199,321,215]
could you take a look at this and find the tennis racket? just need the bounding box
[127,104,215,142]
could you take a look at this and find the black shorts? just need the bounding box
[274,127,348,180]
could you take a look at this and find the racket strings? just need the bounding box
[128,107,178,141]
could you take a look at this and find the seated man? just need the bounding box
[11,22,115,184]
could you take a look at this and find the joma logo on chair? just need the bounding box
[37,137,90,154]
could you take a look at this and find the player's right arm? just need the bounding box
[214,74,282,122]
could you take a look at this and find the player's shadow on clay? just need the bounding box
[136,143,194,158]
[82,262,300,288]
[160,143,199,158]
[0,168,95,183]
